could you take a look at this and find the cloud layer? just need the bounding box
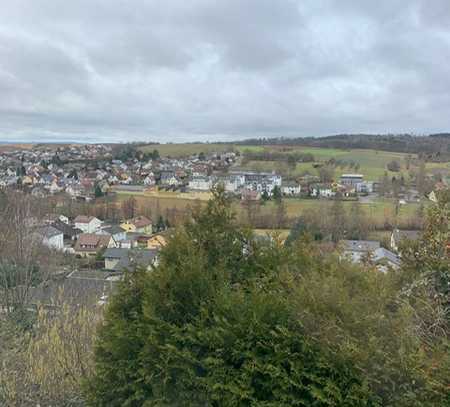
[0,0,449,142]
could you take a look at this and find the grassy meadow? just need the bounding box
[132,142,439,230]
[139,142,449,182]
[139,143,234,157]
[237,146,449,181]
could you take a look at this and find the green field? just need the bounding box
[114,190,421,230]
[139,142,450,182]
[139,143,234,157]
[238,146,449,181]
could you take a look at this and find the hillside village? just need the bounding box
[28,208,422,308]
[0,144,439,310]
[0,143,427,201]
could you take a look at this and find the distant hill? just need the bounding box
[235,133,450,159]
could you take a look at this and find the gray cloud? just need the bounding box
[0,0,449,143]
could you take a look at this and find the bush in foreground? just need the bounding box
[86,187,449,406]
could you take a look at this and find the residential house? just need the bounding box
[390,229,421,253]
[103,248,159,271]
[98,225,127,242]
[35,226,64,251]
[120,216,152,234]
[356,181,374,194]
[282,182,301,196]
[74,215,102,233]
[147,234,167,250]
[74,233,116,257]
[160,170,180,186]
[143,174,156,186]
[340,240,400,272]
[371,247,401,272]
[240,171,282,195]
[52,220,82,243]
[340,174,364,187]
[188,175,213,191]
[341,240,381,263]
[43,213,69,225]
[311,184,334,198]
[223,173,245,193]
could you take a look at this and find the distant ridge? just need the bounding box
[233,133,450,158]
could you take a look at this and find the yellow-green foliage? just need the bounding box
[0,304,100,407]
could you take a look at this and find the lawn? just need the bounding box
[237,146,449,181]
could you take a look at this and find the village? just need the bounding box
[0,143,433,310]
[0,143,405,201]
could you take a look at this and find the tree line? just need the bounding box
[236,133,450,160]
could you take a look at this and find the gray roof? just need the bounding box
[52,220,82,237]
[104,247,128,259]
[341,240,380,252]
[372,248,401,266]
[102,225,126,235]
[29,272,120,307]
[37,225,63,239]
[104,248,159,271]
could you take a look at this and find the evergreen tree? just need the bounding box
[152,149,160,160]
[261,189,270,202]
[94,184,104,198]
[87,186,375,406]
[272,185,282,203]
[156,215,166,232]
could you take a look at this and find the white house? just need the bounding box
[311,186,334,198]
[35,226,64,251]
[188,176,213,191]
[143,175,156,186]
[282,182,301,196]
[340,174,364,186]
[74,215,102,233]
[223,174,245,193]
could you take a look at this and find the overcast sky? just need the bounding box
[0,0,449,143]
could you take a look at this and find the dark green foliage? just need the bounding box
[16,165,26,177]
[386,160,400,172]
[156,215,166,232]
[286,217,323,243]
[87,186,375,406]
[151,149,160,160]
[68,168,79,179]
[272,185,282,202]
[51,154,63,166]
[94,184,104,198]
[86,186,450,406]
